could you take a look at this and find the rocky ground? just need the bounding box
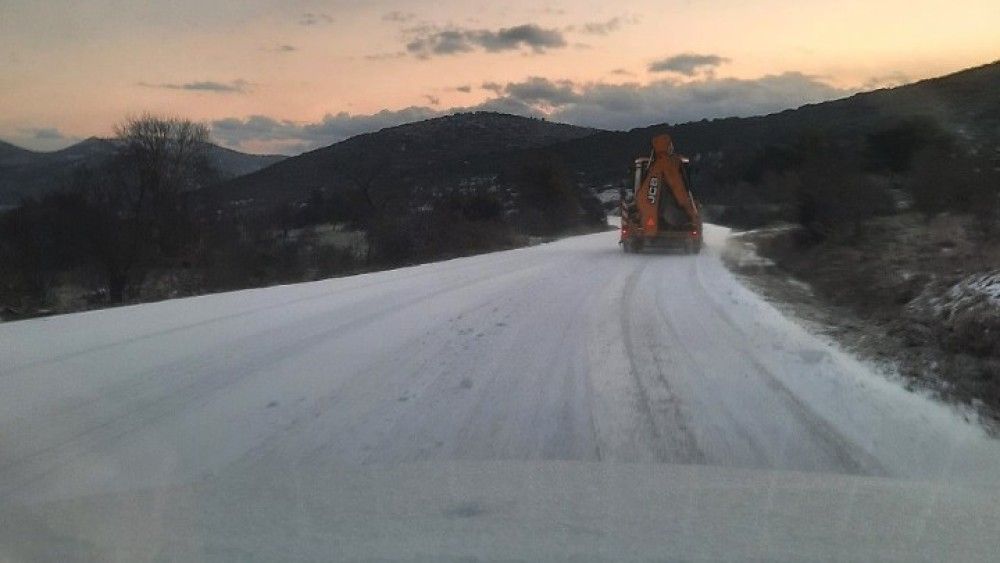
[722,213,1000,432]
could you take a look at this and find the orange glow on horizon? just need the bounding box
[2,0,997,153]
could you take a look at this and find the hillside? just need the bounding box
[0,140,39,168]
[519,61,999,204]
[0,138,286,205]
[203,62,999,214]
[206,112,597,208]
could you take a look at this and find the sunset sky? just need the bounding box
[2,0,997,154]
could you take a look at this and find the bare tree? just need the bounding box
[337,146,408,263]
[78,114,213,301]
[340,146,399,221]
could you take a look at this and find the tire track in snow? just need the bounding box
[682,254,887,475]
[619,260,704,463]
[0,260,557,502]
[1,247,550,376]
[8,228,998,506]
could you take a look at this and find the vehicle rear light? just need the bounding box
[690,230,699,237]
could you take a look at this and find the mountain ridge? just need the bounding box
[204,61,1000,213]
[205,111,599,207]
[0,137,287,205]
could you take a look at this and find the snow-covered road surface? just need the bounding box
[3,226,1000,506]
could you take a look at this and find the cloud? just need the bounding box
[481,82,504,94]
[545,73,848,130]
[18,127,65,140]
[477,25,567,52]
[424,94,441,105]
[211,72,851,154]
[210,107,442,154]
[139,79,250,93]
[299,13,333,26]
[382,11,415,23]
[569,14,638,34]
[503,77,579,106]
[274,44,296,52]
[610,68,635,76]
[649,53,730,76]
[862,71,910,90]
[455,85,472,93]
[470,97,542,117]
[364,51,406,61]
[405,24,567,58]
[580,17,622,35]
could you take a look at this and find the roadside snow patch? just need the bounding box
[922,271,1000,317]
[909,270,1000,356]
[909,270,1000,319]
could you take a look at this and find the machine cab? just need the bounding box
[619,156,651,205]
[632,156,651,197]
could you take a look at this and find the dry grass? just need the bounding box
[733,212,1000,424]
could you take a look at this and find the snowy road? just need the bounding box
[3,226,1000,505]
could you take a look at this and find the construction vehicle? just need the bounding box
[619,134,702,254]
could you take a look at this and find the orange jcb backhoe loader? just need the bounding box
[619,134,703,254]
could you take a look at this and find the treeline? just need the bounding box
[0,116,605,319]
[713,117,1000,241]
[726,118,1000,416]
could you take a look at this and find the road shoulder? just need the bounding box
[719,225,999,435]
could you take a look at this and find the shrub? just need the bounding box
[907,148,1000,237]
[794,155,894,241]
